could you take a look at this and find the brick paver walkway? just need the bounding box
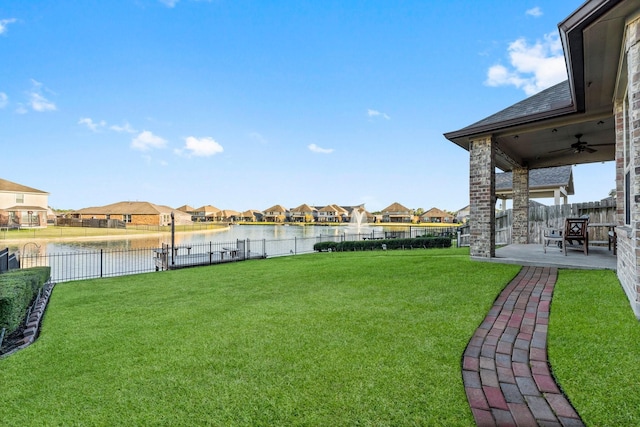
[462,266,584,426]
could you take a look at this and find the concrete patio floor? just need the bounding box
[473,243,617,271]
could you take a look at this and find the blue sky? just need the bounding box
[0,0,614,212]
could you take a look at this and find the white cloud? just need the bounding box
[485,32,567,95]
[15,103,27,114]
[30,93,57,112]
[308,143,334,154]
[526,7,543,17]
[131,130,167,151]
[176,136,224,157]
[28,79,57,112]
[0,18,17,35]
[78,117,106,132]
[367,109,390,120]
[110,122,137,133]
[0,92,7,108]
[159,0,179,7]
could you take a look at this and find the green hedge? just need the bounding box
[0,267,51,334]
[313,237,451,252]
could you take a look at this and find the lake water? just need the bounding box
[18,224,384,255]
[9,224,455,282]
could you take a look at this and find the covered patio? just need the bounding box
[444,0,640,317]
[486,243,616,271]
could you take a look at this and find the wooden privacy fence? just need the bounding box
[459,200,616,246]
[56,218,126,229]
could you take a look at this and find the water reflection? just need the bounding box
[7,224,385,256]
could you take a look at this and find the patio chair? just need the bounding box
[563,217,589,256]
[542,227,563,253]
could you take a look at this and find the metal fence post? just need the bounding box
[100,249,103,278]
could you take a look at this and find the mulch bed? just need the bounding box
[0,282,55,358]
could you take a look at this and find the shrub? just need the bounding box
[0,267,50,334]
[313,237,451,252]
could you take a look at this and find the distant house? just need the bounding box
[74,201,192,226]
[455,205,470,224]
[496,165,574,208]
[381,202,413,223]
[220,209,241,222]
[240,209,263,222]
[315,204,351,222]
[190,205,221,222]
[420,207,455,224]
[290,204,316,223]
[176,205,195,215]
[316,205,341,222]
[263,204,288,222]
[0,178,49,228]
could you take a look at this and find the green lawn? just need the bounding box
[0,248,520,426]
[1,249,638,426]
[549,269,640,427]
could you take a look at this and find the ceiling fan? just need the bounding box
[549,134,614,154]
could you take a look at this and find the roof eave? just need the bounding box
[443,104,577,148]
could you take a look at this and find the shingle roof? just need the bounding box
[496,165,573,191]
[422,207,453,218]
[318,205,339,213]
[76,201,168,215]
[264,204,287,213]
[451,81,572,136]
[381,202,411,213]
[0,178,48,194]
[290,204,316,213]
[195,205,220,213]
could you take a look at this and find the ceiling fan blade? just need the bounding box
[548,147,572,153]
[583,147,597,154]
[587,143,615,147]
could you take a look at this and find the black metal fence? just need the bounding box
[15,227,460,283]
[0,248,20,274]
[19,237,315,283]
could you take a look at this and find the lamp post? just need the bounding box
[171,212,175,267]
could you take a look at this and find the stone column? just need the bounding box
[469,136,495,257]
[512,166,529,244]
[627,17,640,317]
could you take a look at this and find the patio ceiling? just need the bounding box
[444,0,634,172]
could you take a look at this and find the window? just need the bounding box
[123,214,132,223]
[15,194,24,203]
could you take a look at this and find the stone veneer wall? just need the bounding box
[616,16,640,318]
[511,166,529,244]
[469,137,495,258]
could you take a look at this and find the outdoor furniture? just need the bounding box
[609,230,617,255]
[563,217,589,256]
[542,227,563,253]
[587,223,617,255]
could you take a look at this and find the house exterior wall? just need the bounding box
[0,192,48,212]
[469,136,495,257]
[512,166,529,244]
[79,213,162,226]
[317,211,339,222]
[617,16,640,318]
[0,190,49,227]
